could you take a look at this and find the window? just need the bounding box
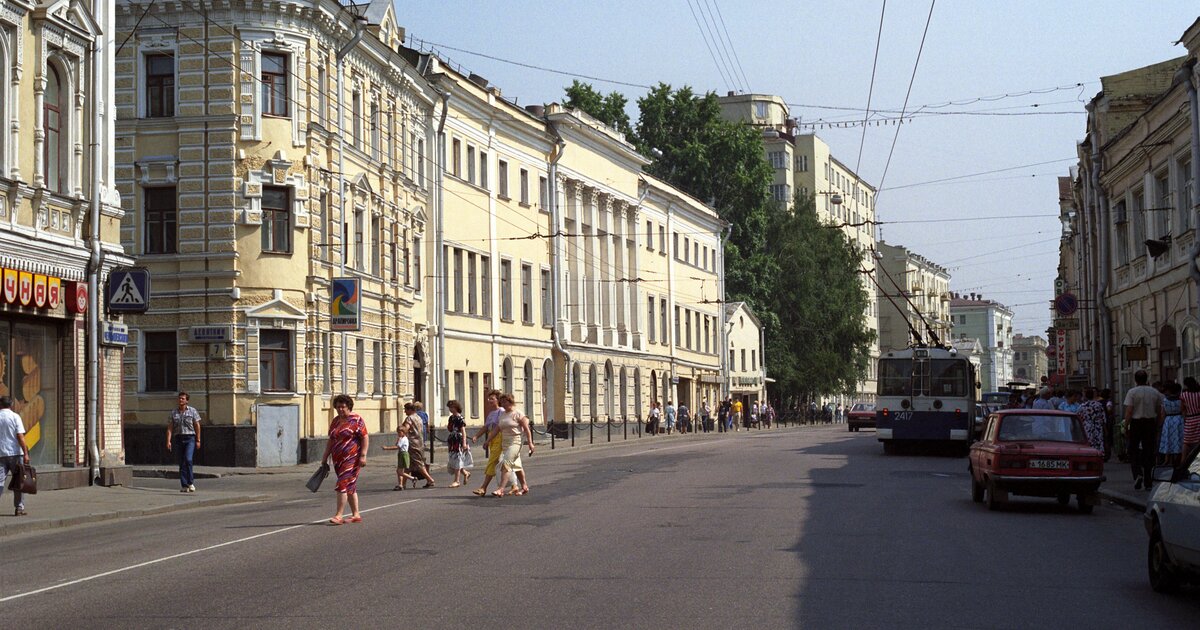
[751,349,757,370]
[479,151,488,189]
[370,102,380,159]
[317,65,326,125]
[500,259,513,320]
[660,300,667,346]
[371,216,381,275]
[146,54,175,118]
[468,252,478,314]
[704,316,710,353]
[1132,189,1146,257]
[1155,170,1171,238]
[481,256,491,317]
[685,309,692,349]
[539,176,549,208]
[675,306,681,346]
[541,268,552,325]
[741,349,746,371]
[261,53,288,117]
[683,237,690,263]
[796,154,808,172]
[521,263,533,324]
[353,209,364,267]
[262,186,291,253]
[646,221,654,251]
[469,372,479,418]
[453,248,464,312]
[260,330,292,392]
[373,341,383,393]
[351,91,362,146]
[44,66,64,194]
[768,151,786,169]
[413,234,422,292]
[454,370,465,406]
[144,187,177,254]
[659,225,666,253]
[755,101,767,118]
[1179,156,1194,232]
[452,138,461,177]
[386,109,395,165]
[647,296,656,343]
[417,139,426,187]
[467,145,476,184]
[144,331,178,392]
[770,184,790,203]
[498,160,509,197]
[673,232,679,259]
[519,169,530,204]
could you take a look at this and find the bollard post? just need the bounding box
[589,418,594,444]
[429,429,435,465]
[551,421,556,450]
[623,415,628,440]
[571,418,576,448]
[607,416,612,442]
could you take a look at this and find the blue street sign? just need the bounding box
[107,267,151,313]
[1054,292,1078,317]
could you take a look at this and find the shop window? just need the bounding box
[144,331,178,392]
[0,322,60,465]
[260,329,292,392]
[261,52,288,117]
[145,54,175,118]
[262,186,291,253]
[144,187,178,254]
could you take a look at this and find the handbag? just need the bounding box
[305,463,330,492]
[7,463,36,495]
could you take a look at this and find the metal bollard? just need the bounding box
[571,418,576,448]
[607,416,612,442]
[551,421,556,450]
[623,415,628,440]
[589,418,594,444]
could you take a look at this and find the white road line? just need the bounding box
[0,498,421,603]
[619,442,708,457]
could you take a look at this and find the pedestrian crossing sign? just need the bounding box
[107,267,151,313]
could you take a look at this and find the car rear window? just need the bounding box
[996,415,1085,443]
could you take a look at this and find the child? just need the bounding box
[381,424,415,490]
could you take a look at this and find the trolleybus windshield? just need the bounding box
[878,359,970,398]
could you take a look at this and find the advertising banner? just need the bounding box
[331,277,361,331]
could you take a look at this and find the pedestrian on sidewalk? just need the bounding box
[381,424,415,491]
[646,401,661,435]
[1078,387,1107,454]
[1124,370,1164,490]
[677,402,690,434]
[402,403,436,488]
[1180,377,1200,458]
[446,400,472,488]
[1158,381,1184,468]
[166,392,201,493]
[664,400,676,435]
[320,394,368,525]
[487,393,533,497]
[0,396,30,516]
[699,399,711,432]
[471,390,513,496]
[733,399,743,430]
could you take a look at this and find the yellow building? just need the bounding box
[0,1,131,488]
[724,302,766,407]
[876,241,951,353]
[115,0,435,465]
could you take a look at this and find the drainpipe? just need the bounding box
[718,224,732,399]
[1177,59,1200,323]
[85,36,104,485]
[434,88,449,415]
[547,128,570,413]
[1086,99,1113,390]
[335,15,366,396]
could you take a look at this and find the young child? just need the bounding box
[381,424,415,490]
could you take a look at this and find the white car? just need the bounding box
[1145,448,1200,592]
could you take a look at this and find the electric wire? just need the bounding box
[696,0,745,92]
[875,0,936,206]
[709,0,751,91]
[684,0,734,92]
[854,0,887,178]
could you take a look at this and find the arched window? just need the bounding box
[501,357,513,395]
[604,361,614,419]
[542,358,554,424]
[572,363,582,421]
[523,360,535,424]
[589,364,599,420]
[44,65,64,193]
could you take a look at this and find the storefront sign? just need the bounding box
[2,269,15,303]
[18,271,31,306]
[1056,329,1067,376]
[47,277,60,309]
[189,325,233,343]
[67,281,88,314]
[331,277,361,331]
[33,275,46,308]
[101,321,129,346]
[0,268,66,312]
[1053,317,1079,330]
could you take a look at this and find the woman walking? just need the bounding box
[320,394,368,525]
[1078,387,1107,454]
[403,403,436,488]
[446,400,472,487]
[1159,381,1185,468]
[487,393,534,497]
[1181,377,1200,457]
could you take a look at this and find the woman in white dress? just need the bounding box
[486,393,534,497]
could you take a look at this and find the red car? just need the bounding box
[848,403,875,432]
[968,409,1105,513]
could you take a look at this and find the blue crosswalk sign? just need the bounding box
[107,268,151,313]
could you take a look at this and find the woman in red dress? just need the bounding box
[320,394,369,524]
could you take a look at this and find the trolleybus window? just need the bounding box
[878,359,969,397]
[878,360,914,397]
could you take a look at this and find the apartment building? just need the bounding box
[949,293,1014,393]
[0,0,131,488]
[875,242,951,353]
[1012,334,1048,385]
[114,0,435,465]
[725,302,765,408]
[717,93,879,402]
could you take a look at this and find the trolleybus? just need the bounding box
[876,346,977,454]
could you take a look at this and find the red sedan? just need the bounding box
[968,409,1105,513]
[847,403,875,432]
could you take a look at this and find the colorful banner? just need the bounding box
[17,271,31,306]
[330,277,361,331]
[2,269,15,304]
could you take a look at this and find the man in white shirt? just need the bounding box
[0,396,31,516]
[1124,369,1164,490]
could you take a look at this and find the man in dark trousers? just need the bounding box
[1123,370,1163,490]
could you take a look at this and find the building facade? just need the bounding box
[1012,334,1048,385]
[115,0,435,465]
[1070,20,1199,394]
[0,0,130,488]
[949,294,1014,393]
[875,241,951,352]
[724,302,765,408]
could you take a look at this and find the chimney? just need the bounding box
[727,90,735,97]
[785,118,797,133]
[468,73,489,89]
[524,104,545,117]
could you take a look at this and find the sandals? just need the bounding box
[348,515,362,523]
[393,485,404,491]
[449,482,461,488]
[423,482,436,489]
[472,488,486,496]
[491,490,506,497]
[329,516,344,525]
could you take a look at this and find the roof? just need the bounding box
[724,301,762,328]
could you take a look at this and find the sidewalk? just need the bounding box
[1097,456,1150,511]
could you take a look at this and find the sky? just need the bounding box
[391,0,1199,338]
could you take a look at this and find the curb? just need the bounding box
[1098,488,1147,512]
[132,469,225,479]
[0,494,271,539]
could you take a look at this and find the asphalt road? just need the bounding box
[1,426,1197,629]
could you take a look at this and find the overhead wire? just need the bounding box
[696,0,744,92]
[854,0,887,177]
[708,0,751,91]
[684,0,734,92]
[875,0,936,206]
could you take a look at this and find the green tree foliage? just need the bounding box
[632,83,780,324]
[562,80,633,138]
[766,192,875,399]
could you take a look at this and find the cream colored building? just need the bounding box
[0,0,131,488]
[717,94,879,402]
[875,241,951,352]
[115,0,435,465]
[724,302,765,406]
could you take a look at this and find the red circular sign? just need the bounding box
[75,284,88,314]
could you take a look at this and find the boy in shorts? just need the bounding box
[382,425,415,490]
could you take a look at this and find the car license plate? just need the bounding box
[1029,459,1069,470]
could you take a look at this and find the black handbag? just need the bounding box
[305,463,329,492]
[7,463,36,494]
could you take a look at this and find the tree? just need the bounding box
[765,192,875,401]
[562,80,633,138]
[632,83,780,324]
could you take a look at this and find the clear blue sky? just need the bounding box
[393,1,1199,337]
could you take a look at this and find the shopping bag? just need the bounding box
[305,463,330,492]
[6,463,36,494]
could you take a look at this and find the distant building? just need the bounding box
[724,302,765,407]
[875,242,951,352]
[951,338,984,377]
[949,293,1014,393]
[1012,334,1049,386]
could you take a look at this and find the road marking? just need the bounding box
[0,498,422,603]
[619,442,707,457]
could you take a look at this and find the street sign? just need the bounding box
[107,268,151,313]
[1054,292,1078,316]
[1053,317,1079,330]
[101,321,129,346]
[1055,276,1065,293]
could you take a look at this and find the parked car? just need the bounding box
[968,409,1104,513]
[847,403,875,432]
[1145,447,1200,592]
[972,404,993,441]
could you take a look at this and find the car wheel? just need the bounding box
[971,474,984,503]
[1076,493,1094,514]
[1149,526,1180,593]
[1057,493,1070,506]
[986,480,1004,511]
